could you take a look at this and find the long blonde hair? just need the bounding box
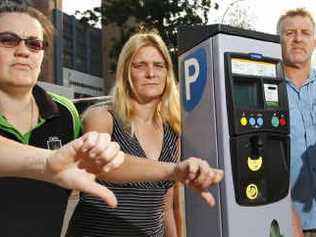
[112,30,180,134]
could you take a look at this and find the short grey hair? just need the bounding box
[276,8,315,35]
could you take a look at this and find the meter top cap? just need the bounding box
[177,24,280,56]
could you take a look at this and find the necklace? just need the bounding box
[29,97,34,131]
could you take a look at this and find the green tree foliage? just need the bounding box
[77,0,219,70]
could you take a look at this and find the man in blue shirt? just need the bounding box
[277,8,316,237]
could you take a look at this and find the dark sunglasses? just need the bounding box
[0,32,48,52]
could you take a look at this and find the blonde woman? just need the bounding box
[67,31,223,237]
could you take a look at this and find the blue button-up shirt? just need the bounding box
[288,68,316,230]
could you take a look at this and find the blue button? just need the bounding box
[257,117,264,126]
[249,117,256,126]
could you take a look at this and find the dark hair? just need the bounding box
[0,1,55,49]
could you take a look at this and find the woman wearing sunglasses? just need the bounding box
[0,2,84,237]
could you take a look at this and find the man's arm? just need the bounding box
[292,208,303,237]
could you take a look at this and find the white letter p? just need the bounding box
[184,58,199,101]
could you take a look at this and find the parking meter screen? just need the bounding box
[231,58,276,77]
[234,81,258,108]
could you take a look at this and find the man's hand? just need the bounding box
[45,132,125,208]
[174,157,223,207]
[292,208,303,237]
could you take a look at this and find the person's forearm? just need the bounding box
[99,154,177,183]
[164,188,178,237]
[165,211,178,237]
[0,136,50,180]
[292,208,303,237]
[0,136,174,183]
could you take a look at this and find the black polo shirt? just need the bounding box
[0,85,81,237]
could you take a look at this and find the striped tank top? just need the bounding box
[67,113,178,237]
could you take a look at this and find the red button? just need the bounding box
[280,117,286,126]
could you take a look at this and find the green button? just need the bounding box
[271,117,279,127]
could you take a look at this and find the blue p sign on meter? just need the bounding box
[181,47,208,112]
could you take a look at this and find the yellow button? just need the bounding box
[246,184,259,200]
[240,117,248,126]
[247,156,263,171]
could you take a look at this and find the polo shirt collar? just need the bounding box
[33,85,61,120]
[285,69,316,89]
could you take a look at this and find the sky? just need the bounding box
[213,0,316,34]
[63,0,101,16]
[254,0,316,34]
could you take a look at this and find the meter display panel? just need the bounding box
[231,58,277,77]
